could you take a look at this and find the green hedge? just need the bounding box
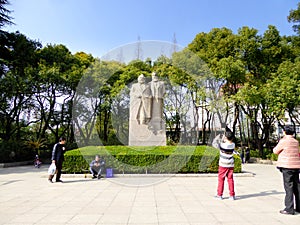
[63,146,242,174]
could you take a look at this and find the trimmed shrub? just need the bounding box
[63,145,242,174]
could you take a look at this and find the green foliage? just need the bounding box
[0,140,34,162]
[250,149,278,161]
[24,138,47,155]
[63,146,242,174]
[1,3,300,161]
[266,152,278,161]
[0,0,13,29]
[249,149,260,158]
[266,60,300,119]
[288,2,300,35]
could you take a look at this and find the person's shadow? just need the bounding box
[62,179,102,184]
[234,190,284,200]
[1,179,23,186]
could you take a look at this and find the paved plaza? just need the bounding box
[0,163,299,225]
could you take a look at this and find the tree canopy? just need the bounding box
[0,0,13,29]
[1,2,300,161]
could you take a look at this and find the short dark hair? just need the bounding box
[59,137,66,142]
[225,131,234,141]
[284,125,295,135]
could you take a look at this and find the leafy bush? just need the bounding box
[63,146,242,174]
[250,149,278,161]
[250,150,260,158]
[266,153,278,161]
[0,140,35,163]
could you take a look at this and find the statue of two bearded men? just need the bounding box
[129,72,166,146]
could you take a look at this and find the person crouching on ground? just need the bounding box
[215,130,236,200]
[90,155,105,179]
[273,125,300,215]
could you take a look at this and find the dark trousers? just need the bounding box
[55,160,63,181]
[281,168,300,213]
[48,160,63,181]
[90,166,104,176]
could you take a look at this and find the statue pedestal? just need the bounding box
[129,120,166,146]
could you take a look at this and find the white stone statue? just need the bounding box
[129,72,166,146]
[130,74,152,125]
[149,72,165,133]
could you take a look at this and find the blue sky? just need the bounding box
[5,0,299,58]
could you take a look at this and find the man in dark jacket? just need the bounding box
[48,137,66,183]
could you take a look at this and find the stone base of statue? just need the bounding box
[129,118,166,146]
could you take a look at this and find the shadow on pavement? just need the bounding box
[60,179,102,184]
[236,190,284,200]
[0,179,24,186]
[0,165,47,175]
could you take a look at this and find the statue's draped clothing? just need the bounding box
[130,83,152,125]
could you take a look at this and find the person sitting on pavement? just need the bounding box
[89,155,105,179]
[34,154,42,168]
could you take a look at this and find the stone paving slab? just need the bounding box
[0,164,299,225]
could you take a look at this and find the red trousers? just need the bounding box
[217,166,235,197]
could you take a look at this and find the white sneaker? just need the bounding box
[229,196,236,200]
[214,195,223,200]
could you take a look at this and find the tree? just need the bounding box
[171,48,214,144]
[188,28,242,141]
[0,0,13,29]
[267,60,300,128]
[187,25,294,155]
[33,44,87,142]
[73,59,124,146]
[0,32,41,141]
[288,2,300,35]
[235,26,288,154]
[108,60,151,144]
